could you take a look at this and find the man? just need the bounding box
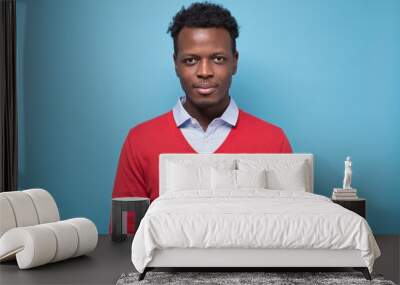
[112,2,292,233]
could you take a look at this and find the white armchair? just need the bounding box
[0,189,98,269]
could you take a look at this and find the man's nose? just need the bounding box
[196,59,213,79]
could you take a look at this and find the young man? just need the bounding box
[112,2,292,232]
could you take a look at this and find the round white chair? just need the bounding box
[0,189,98,269]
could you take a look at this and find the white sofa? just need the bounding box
[0,189,98,269]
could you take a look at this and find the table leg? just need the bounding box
[112,201,126,242]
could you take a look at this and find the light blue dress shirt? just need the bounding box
[172,95,239,153]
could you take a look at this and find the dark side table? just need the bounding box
[332,198,366,218]
[112,197,150,242]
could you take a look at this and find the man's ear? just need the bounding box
[232,51,239,75]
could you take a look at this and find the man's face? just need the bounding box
[174,27,238,110]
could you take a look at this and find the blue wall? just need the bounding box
[16,0,400,234]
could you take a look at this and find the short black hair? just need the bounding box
[167,2,239,55]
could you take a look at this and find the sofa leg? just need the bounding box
[138,269,147,281]
[354,267,371,280]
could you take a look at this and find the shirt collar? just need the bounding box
[172,95,239,128]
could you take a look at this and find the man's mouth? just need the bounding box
[193,84,218,95]
[195,87,216,95]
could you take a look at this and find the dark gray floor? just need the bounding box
[374,235,400,284]
[0,235,399,285]
[0,235,134,285]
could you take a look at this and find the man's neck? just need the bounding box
[183,96,230,131]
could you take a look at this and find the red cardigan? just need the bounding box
[111,109,292,233]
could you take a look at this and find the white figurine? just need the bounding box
[343,156,352,189]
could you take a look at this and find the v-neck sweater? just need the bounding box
[111,109,292,233]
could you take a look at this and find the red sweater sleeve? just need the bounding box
[112,129,146,198]
[111,129,147,234]
[279,129,293,153]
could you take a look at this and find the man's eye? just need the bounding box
[214,56,225,64]
[183,58,196,65]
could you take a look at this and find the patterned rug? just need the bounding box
[116,271,396,285]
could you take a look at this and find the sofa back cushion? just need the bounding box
[0,189,60,238]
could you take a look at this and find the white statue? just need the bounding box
[343,156,352,189]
